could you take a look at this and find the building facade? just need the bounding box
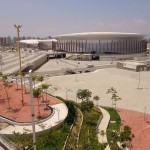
[53,32,147,55]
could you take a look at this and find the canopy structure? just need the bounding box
[20,39,57,45]
[53,32,146,40]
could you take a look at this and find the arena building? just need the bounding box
[20,39,57,50]
[53,32,147,55]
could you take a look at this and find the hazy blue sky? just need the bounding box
[0,0,150,37]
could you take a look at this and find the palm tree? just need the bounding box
[22,73,27,94]
[33,88,42,117]
[93,95,100,107]
[32,75,37,89]
[41,83,51,105]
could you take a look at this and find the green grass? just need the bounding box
[8,96,75,150]
[104,107,121,150]
[8,123,70,150]
[79,107,102,150]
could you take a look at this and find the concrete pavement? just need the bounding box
[0,103,68,135]
[97,107,111,150]
[45,68,150,114]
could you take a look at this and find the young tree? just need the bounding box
[77,89,93,112]
[32,75,37,89]
[33,88,42,117]
[22,73,27,94]
[93,95,100,107]
[41,83,51,104]
[120,125,134,149]
[41,84,50,100]
[106,87,121,109]
[2,74,12,109]
[77,89,92,102]
[37,76,44,83]
[100,130,105,144]
[100,130,108,150]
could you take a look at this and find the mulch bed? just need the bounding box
[0,81,61,123]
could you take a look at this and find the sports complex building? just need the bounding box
[53,32,147,55]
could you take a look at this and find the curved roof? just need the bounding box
[53,32,146,40]
[20,39,57,45]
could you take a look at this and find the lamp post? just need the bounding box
[137,62,141,90]
[29,70,36,150]
[0,61,4,73]
[65,88,72,100]
[76,56,80,82]
[56,108,60,121]
[14,24,24,105]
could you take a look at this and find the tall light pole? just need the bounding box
[29,70,37,150]
[76,56,80,82]
[14,24,24,105]
[57,108,60,121]
[137,62,141,90]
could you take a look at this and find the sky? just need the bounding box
[0,0,150,37]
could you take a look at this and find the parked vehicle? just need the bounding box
[87,64,94,68]
[65,70,76,75]
[85,70,90,73]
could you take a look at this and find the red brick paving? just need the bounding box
[118,108,150,150]
[0,81,61,123]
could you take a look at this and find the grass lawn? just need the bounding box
[104,107,121,150]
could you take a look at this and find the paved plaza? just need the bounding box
[45,68,150,114]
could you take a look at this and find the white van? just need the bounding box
[87,64,94,68]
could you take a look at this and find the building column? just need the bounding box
[99,40,101,55]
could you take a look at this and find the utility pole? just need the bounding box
[14,24,24,105]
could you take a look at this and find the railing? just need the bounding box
[0,134,22,150]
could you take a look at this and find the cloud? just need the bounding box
[134,19,146,25]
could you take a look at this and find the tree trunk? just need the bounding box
[5,88,11,109]
[37,98,40,117]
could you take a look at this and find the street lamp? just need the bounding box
[56,108,60,121]
[0,61,4,73]
[75,56,80,82]
[14,24,24,105]
[29,70,36,150]
[137,62,142,90]
[65,88,72,100]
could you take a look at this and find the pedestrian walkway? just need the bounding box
[0,103,68,135]
[97,107,111,150]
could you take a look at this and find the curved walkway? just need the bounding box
[0,103,68,135]
[97,107,111,150]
